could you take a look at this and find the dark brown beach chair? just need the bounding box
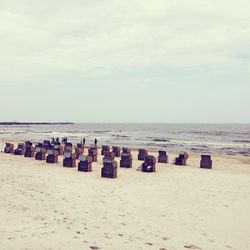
[88,145,98,162]
[35,143,46,160]
[4,143,14,154]
[112,146,121,157]
[63,143,76,167]
[78,155,93,172]
[101,145,110,155]
[101,158,118,178]
[53,142,63,155]
[75,143,85,159]
[158,150,168,163]
[43,140,51,150]
[138,149,148,161]
[14,143,26,155]
[24,141,35,158]
[46,146,59,163]
[122,147,131,154]
[142,155,156,172]
[120,152,132,168]
[174,152,189,165]
[200,155,212,169]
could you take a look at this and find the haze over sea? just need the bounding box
[1,123,249,156]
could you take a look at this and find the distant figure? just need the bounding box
[56,137,59,143]
[83,137,86,145]
[51,137,55,144]
[94,138,97,145]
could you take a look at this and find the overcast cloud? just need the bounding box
[0,0,249,122]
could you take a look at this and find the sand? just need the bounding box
[0,141,250,250]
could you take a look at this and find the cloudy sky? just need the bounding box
[0,0,249,123]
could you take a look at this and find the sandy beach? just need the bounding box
[0,141,250,250]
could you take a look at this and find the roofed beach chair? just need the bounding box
[24,141,35,158]
[43,140,51,150]
[200,155,212,169]
[46,145,59,163]
[174,152,189,166]
[120,152,132,168]
[101,158,118,178]
[101,145,110,155]
[53,142,64,155]
[142,155,156,173]
[4,143,14,154]
[158,150,168,163]
[63,143,76,167]
[78,155,93,172]
[75,143,85,159]
[112,146,121,157]
[138,149,148,161]
[14,143,26,155]
[35,143,47,160]
[88,145,98,162]
[122,147,131,154]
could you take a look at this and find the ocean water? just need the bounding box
[0,123,250,156]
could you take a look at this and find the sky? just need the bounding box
[0,0,250,123]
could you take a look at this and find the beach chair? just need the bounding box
[138,149,148,161]
[78,155,92,172]
[4,143,14,154]
[14,143,26,155]
[174,152,189,165]
[88,146,98,162]
[43,140,51,150]
[63,143,76,167]
[101,145,110,155]
[101,158,118,178]
[158,150,168,163]
[200,155,212,169]
[53,142,64,155]
[142,155,156,172]
[103,151,115,160]
[120,153,132,168]
[112,146,121,157]
[46,146,59,163]
[75,143,85,159]
[35,143,47,160]
[122,147,131,154]
[24,141,35,157]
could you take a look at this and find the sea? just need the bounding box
[0,123,250,156]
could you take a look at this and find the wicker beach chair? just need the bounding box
[75,143,85,159]
[142,155,156,172]
[101,158,118,178]
[88,145,98,162]
[101,145,110,155]
[35,143,47,160]
[158,150,168,163]
[120,153,132,168]
[112,146,121,157]
[63,143,76,167]
[4,143,14,154]
[24,141,35,158]
[78,155,93,172]
[200,155,212,169]
[138,149,148,161]
[174,152,189,165]
[46,146,59,163]
[14,143,26,155]
[122,147,131,154]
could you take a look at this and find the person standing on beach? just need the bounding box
[94,138,97,145]
[83,137,85,145]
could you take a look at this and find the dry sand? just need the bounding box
[0,141,250,250]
